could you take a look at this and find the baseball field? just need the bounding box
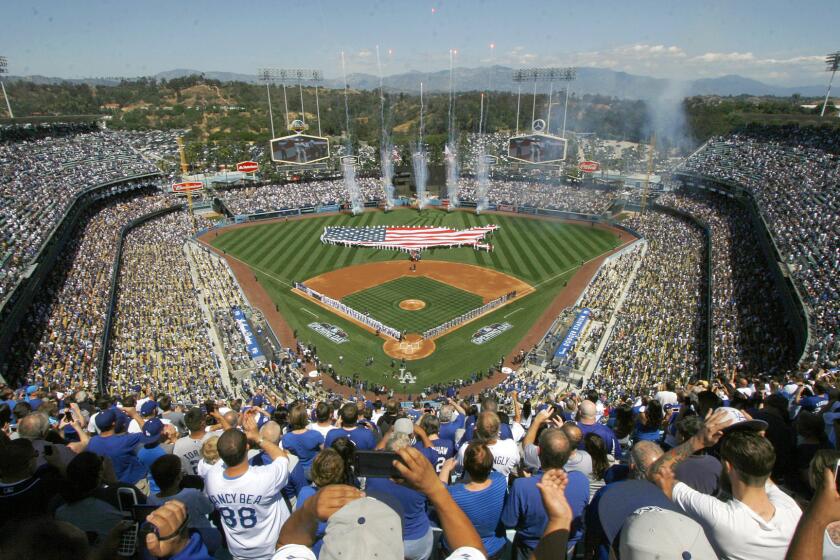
[208,208,623,388]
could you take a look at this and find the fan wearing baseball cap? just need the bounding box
[86,406,159,493]
[647,408,802,559]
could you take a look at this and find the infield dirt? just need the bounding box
[303,260,533,302]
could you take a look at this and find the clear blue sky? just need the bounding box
[3,0,836,85]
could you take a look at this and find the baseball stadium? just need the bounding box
[0,2,838,559]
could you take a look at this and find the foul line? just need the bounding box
[214,250,294,288]
[504,308,524,318]
[533,245,627,289]
[300,307,319,318]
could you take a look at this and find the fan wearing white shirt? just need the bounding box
[654,380,679,407]
[205,410,291,560]
[457,411,519,478]
[648,408,802,560]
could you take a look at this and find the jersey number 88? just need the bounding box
[219,507,258,528]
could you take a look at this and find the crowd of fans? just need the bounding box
[594,211,706,398]
[221,177,615,217]
[660,189,796,374]
[107,211,225,404]
[3,370,840,559]
[7,193,173,391]
[0,131,158,300]
[680,125,839,366]
[1,123,838,558]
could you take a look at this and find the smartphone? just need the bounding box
[117,487,138,512]
[64,411,74,422]
[43,445,53,457]
[835,459,840,493]
[353,450,405,478]
[116,489,141,557]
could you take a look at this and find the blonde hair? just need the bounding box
[201,436,220,464]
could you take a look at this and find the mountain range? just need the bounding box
[6,66,826,99]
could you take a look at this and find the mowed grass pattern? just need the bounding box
[212,208,622,386]
[342,276,484,334]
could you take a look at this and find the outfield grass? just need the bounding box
[342,276,484,334]
[211,208,621,387]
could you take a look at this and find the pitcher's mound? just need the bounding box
[383,333,436,360]
[399,299,426,311]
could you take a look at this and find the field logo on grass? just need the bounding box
[471,322,513,345]
[307,322,349,344]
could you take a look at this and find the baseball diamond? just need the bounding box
[209,208,625,385]
[342,276,485,334]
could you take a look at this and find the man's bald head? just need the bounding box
[17,413,48,439]
[223,411,239,428]
[630,441,663,478]
[579,400,596,420]
[538,428,572,470]
[259,421,281,444]
[476,411,500,441]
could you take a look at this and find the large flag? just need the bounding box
[321,225,498,251]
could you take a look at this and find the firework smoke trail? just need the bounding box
[476,144,490,213]
[376,45,395,210]
[413,82,428,210]
[340,51,363,214]
[445,49,460,208]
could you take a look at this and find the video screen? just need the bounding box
[508,134,567,163]
[270,135,330,164]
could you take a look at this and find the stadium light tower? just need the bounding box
[512,67,576,135]
[0,56,13,119]
[820,51,840,118]
[257,68,280,138]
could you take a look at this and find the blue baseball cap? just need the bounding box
[140,400,158,416]
[252,395,266,407]
[142,418,164,439]
[94,409,117,431]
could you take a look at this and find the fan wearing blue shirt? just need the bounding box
[282,403,324,470]
[577,400,623,460]
[799,381,830,412]
[420,414,456,473]
[86,408,158,490]
[438,403,466,443]
[365,432,433,560]
[444,441,508,557]
[502,427,590,560]
[137,418,169,495]
[324,403,377,450]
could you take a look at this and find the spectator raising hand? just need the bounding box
[534,469,574,560]
[786,468,840,560]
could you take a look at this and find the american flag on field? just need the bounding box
[321,224,499,252]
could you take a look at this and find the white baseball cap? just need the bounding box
[620,507,717,559]
[716,407,768,433]
[320,497,403,560]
